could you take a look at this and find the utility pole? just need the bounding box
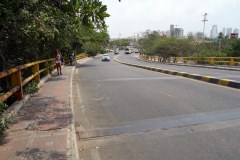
[202,13,208,41]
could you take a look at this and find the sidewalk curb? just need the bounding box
[114,54,240,90]
[69,66,80,160]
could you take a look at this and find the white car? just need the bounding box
[102,54,110,61]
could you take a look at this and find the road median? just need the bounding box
[114,54,240,90]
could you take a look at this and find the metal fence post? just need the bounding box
[211,58,214,65]
[175,58,178,63]
[34,63,40,82]
[51,59,55,71]
[168,57,170,63]
[196,58,198,64]
[230,58,234,66]
[184,58,187,63]
[11,69,23,100]
[46,61,49,75]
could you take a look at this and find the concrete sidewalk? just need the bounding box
[0,59,90,159]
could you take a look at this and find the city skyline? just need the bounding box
[104,0,240,38]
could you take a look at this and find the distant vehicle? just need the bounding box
[131,50,134,53]
[114,50,119,54]
[110,50,113,52]
[102,54,110,61]
[135,50,139,53]
[125,48,131,54]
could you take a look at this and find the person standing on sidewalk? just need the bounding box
[55,49,63,75]
[73,53,76,65]
[69,54,73,65]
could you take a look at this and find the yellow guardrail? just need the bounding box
[139,55,240,66]
[0,54,89,103]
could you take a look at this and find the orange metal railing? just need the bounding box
[139,55,240,66]
[0,54,89,103]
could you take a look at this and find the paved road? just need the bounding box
[73,52,240,160]
[118,53,240,82]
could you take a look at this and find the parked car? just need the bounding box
[125,48,131,54]
[114,50,119,54]
[102,54,110,61]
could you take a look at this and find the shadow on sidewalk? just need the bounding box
[16,148,66,159]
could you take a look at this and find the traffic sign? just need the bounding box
[214,39,221,43]
[230,33,238,39]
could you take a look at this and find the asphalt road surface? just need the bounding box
[73,51,240,160]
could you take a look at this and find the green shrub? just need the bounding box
[23,80,39,95]
[0,87,12,137]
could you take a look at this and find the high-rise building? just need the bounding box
[180,29,184,37]
[166,30,171,37]
[212,25,218,38]
[157,30,162,36]
[222,28,225,36]
[210,30,213,38]
[170,24,175,36]
[226,28,232,37]
[233,28,239,34]
[174,28,184,38]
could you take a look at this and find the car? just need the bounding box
[131,50,134,53]
[102,54,110,61]
[110,50,113,52]
[114,50,119,54]
[125,48,131,54]
[135,50,139,53]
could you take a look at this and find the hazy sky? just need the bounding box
[102,0,240,38]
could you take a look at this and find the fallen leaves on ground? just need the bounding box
[79,146,86,151]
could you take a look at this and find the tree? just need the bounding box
[195,32,204,40]
[230,39,240,57]
[218,32,224,39]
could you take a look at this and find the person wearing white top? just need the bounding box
[54,49,63,75]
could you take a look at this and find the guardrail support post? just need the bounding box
[196,58,198,64]
[11,70,23,100]
[168,57,170,63]
[51,60,55,71]
[184,58,187,63]
[34,63,40,82]
[211,58,214,65]
[158,57,160,62]
[230,58,234,66]
[175,58,178,63]
[46,61,49,75]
